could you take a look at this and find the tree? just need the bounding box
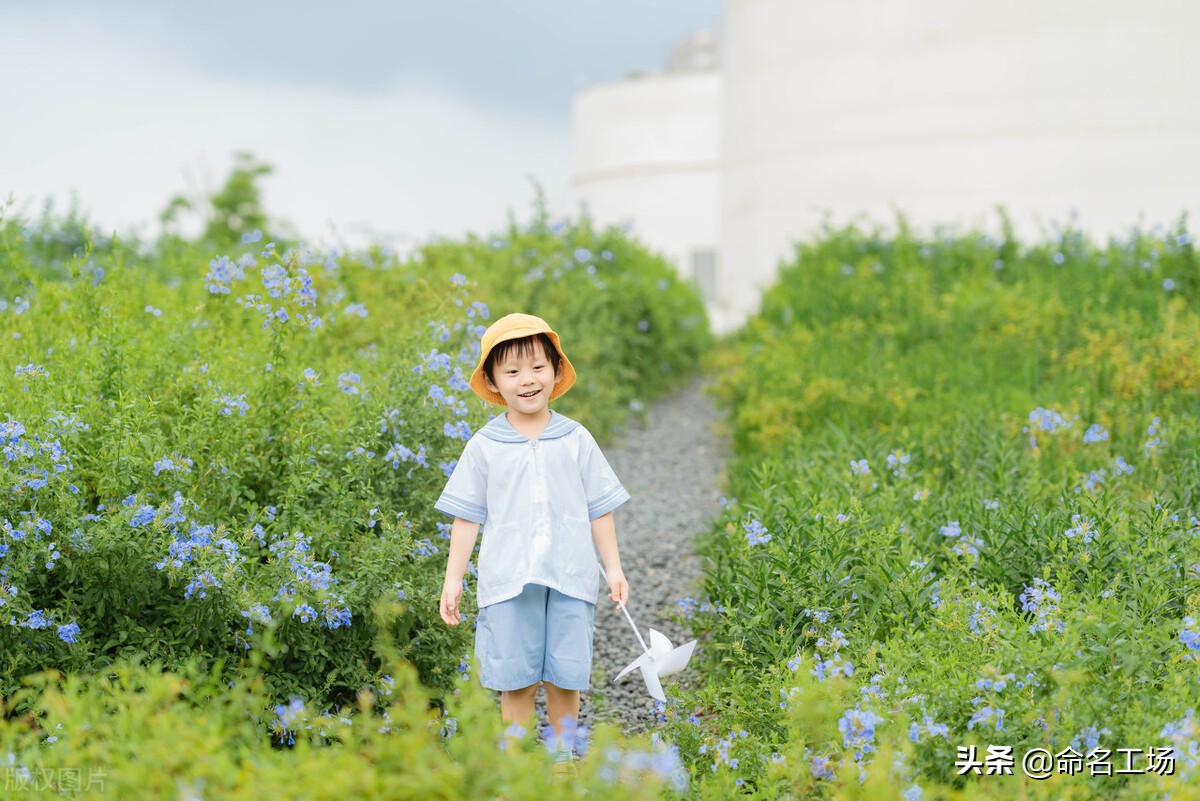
[202,152,273,247]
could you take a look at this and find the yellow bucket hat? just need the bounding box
[469,312,577,406]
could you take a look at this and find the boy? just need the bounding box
[436,312,630,761]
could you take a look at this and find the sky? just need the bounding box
[0,0,723,248]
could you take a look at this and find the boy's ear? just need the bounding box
[483,373,498,392]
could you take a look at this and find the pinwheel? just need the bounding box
[601,565,697,702]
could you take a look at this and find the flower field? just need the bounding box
[2,197,1199,800]
[0,200,709,798]
[658,219,1200,799]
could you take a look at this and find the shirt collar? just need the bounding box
[480,410,580,443]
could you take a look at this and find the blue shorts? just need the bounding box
[475,583,595,691]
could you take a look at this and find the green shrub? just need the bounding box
[0,204,709,715]
[0,654,689,800]
[669,217,1200,798]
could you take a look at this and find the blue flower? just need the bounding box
[1083,424,1109,443]
[909,713,949,743]
[0,419,25,445]
[443,421,472,441]
[1181,616,1200,651]
[153,456,194,476]
[968,602,998,634]
[322,605,352,629]
[540,716,594,760]
[675,597,698,619]
[184,571,221,599]
[337,372,362,395]
[14,363,48,380]
[242,604,272,625]
[449,273,467,287]
[205,255,245,294]
[743,518,771,546]
[838,708,883,758]
[1027,407,1072,434]
[1063,514,1096,543]
[887,450,911,477]
[130,505,157,527]
[274,697,306,735]
[344,303,368,318]
[967,705,1005,731]
[57,622,81,643]
[22,609,52,629]
[1070,724,1110,754]
[850,459,870,476]
[422,349,452,373]
[216,394,250,416]
[1144,417,1165,455]
[807,750,836,780]
[385,443,416,469]
[1020,578,1063,634]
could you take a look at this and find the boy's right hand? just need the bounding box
[439,578,463,625]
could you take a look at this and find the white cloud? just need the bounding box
[0,6,571,249]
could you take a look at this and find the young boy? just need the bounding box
[436,312,630,760]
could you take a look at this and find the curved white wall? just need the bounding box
[719,0,1200,329]
[570,71,721,300]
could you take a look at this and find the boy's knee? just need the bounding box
[542,682,580,700]
[502,683,539,701]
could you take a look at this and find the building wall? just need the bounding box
[569,1,1200,333]
[570,70,722,306]
[718,0,1200,330]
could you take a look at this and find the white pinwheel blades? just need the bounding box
[613,628,698,702]
[599,562,698,702]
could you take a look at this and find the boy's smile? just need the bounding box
[484,341,559,424]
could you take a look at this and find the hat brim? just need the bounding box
[469,325,576,406]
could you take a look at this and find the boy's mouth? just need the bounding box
[518,389,541,399]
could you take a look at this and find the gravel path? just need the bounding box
[580,378,728,733]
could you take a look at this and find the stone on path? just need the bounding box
[582,378,728,733]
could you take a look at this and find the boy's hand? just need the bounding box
[440,578,463,625]
[605,566,629,607]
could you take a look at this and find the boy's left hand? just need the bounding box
[605,566,629,607]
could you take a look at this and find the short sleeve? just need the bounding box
[435,437,488,523]
[578,428,630,520]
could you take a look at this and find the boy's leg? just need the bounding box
[543,682,581,737]
[542,590,594,733]
[500,683,539,730]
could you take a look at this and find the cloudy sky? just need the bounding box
[0,0,722,247]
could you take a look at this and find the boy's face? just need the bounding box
[484,339,559,418]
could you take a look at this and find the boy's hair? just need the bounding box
[483,333,561,383]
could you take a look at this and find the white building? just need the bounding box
[570,0,1200,333]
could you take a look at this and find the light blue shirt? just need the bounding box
[435,411,630,608]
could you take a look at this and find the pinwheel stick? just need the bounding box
[600,563,649,652]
